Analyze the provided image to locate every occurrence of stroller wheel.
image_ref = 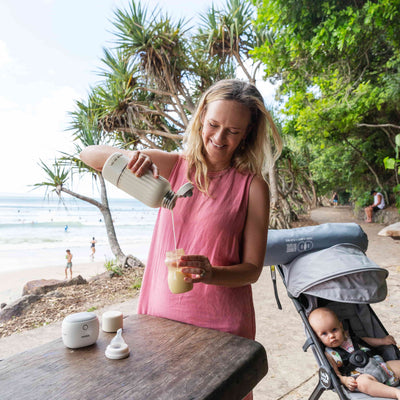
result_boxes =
[319,366,332,389]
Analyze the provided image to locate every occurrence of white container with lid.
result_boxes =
[102,152,193,209]
[102,310,123,333]
[62,312,99,349]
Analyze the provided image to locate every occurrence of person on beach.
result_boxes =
[331,191,339,207]
[309,307,400,399]
[65,249,73,280]
[80,80,282,399]
[365,189,385,223]
[90,237,97,258]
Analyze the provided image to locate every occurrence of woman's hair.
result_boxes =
[183,79,282,193]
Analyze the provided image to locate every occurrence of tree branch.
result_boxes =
[357,123,400,130]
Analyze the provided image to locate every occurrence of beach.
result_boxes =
[1,206,400,399]
[0,194,156,305]
[0,260,106,306]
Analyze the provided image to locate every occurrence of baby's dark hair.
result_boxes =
[66,249,70,252]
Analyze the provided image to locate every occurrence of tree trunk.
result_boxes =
[60,174,144,268]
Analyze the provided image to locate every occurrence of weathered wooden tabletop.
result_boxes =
[0,314,268,400]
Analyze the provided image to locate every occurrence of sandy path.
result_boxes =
[1,206,400,400]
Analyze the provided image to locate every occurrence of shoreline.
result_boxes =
[0,260,106,305]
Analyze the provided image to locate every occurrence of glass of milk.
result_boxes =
[166,249,193,294]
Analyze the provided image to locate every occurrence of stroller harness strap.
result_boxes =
[333,336,374,376]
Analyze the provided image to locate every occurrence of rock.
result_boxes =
[0,294,42,322]
[1,303,6,309]
[378,222,400,239]
[355,206,400,224]
[22,275,88,296]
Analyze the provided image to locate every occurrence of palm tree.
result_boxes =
[197,0,285,225]
[34,100,144,269]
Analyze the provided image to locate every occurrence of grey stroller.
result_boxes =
[265,223,400,400]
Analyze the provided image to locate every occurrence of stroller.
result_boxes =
[265,223,400,400]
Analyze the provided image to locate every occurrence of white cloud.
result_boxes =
[0,40,11,68]
[0,86,80,194]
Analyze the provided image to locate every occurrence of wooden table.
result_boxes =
[0,314,268,400]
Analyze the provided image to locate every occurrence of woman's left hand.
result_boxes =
[179,255,213,283]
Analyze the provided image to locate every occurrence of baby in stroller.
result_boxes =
[309,307,400,399]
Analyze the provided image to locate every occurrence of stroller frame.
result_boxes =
[266,223,400,400]
[276,264,400,400]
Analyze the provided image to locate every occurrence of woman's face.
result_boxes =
[201,100,251,171]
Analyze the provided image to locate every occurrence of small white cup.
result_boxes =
[102,310,123,333]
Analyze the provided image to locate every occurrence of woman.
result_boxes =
[80,79,282,340]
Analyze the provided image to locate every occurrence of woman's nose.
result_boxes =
[213,128,226,142]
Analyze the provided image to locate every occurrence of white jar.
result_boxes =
[102,152,193,209]
[62,312,99,349]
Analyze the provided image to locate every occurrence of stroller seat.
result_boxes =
[264,223,400,400]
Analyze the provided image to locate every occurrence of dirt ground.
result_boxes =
[310,206,400,268]
[1,205,399,400]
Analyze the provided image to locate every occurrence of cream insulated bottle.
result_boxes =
[102,153,193,209]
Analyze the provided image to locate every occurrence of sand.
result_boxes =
[1,206,399,400]
[0,261,106,305]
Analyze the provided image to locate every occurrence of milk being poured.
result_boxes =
[102,152,194,294]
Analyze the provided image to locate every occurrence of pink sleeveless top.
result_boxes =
[137,156,256,339]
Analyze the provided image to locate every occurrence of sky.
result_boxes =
[0,0,276,199]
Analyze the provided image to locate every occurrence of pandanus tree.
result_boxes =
[34,99,144,268]
[36,0,292,270]
[97,0,286,227]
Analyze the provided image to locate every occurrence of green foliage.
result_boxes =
[87,306,98,312]
[253,0,400,206]
[393,184,400,212]
[131,277,142,290]
[104,258,123,276]
[383,134,400,174]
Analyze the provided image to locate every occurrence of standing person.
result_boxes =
[309,307,400,399]
[90,237,97,258]
[331,191,339,207]
[65,249,73,280]
[365,190,385,223]
[80,80,282,398]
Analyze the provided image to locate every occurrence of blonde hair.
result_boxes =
[183,79,282,194]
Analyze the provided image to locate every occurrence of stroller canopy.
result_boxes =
[282,243,388,304]
[264,222,368,266]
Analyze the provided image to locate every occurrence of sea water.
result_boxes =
[0,194,158,273]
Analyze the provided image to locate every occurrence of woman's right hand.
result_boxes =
[127,151,159,178]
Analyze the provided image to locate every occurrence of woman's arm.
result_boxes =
[79,145,179,179]
[180,175,269,287]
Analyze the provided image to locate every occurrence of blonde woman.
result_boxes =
[80,79,282,341]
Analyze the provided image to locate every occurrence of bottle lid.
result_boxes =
[162,182,194,210]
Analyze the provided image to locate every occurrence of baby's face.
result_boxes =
[311,314,345,348]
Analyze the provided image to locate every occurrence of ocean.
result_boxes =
[0,194,158,274]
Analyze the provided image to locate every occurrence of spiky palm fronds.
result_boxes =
[33,159,70,195]
[112,1,189,89]
[197,0,255,60]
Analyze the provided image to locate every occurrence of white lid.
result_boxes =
[105,342,130,360]
[102,310,123,318]
[63,312,98,324]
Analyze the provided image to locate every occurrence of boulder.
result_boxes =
[22,275,87,296]
[378,222,400,239]
[0,294,42,322]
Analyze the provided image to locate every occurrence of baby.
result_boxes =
[309,307,400,399]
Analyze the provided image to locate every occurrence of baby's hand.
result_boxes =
[342,376,357,391]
